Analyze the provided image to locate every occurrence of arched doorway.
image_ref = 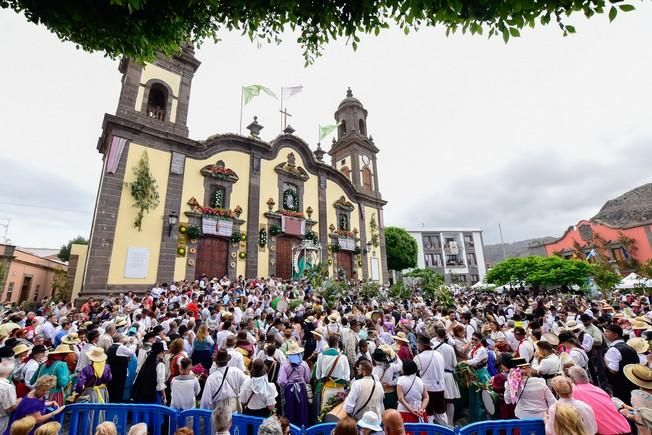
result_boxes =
[275,236,300,280]
[337,251,354,278]
[196,237,229,280]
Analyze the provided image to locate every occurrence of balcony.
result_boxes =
[146,106,166,121]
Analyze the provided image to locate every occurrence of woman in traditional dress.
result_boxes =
[465,332,491,422]
[503,357,556,419]
[239,359,277,418]
[396,360,428,423]
[191,324,213,372]
[131,342,166,404]
[277,341,311,427]
[75,347,111,404]
[371,346,402,410]
[29,345,73,406]
[3,376,65,435]
[490,353,516,420]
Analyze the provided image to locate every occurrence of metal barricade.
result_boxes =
[457,418,545,435]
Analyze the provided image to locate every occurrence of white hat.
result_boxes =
[357,411,382,432]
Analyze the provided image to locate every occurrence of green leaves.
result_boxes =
[385,227,418,271]
[126,151,160,231]
[0,0,640,65]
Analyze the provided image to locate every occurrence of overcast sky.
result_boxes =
[1,6,651,249]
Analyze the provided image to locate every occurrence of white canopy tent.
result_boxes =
[616,272,652,289]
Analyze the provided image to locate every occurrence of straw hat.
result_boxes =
[49,344,75,355]
[328,313,340,322]
[12,344,30,356]
[86,347,107,362]
[631,320,649,330]
[114,316,128,328]
[378,344,397,361]
[564,321,583,332]
[61,333,80,345]
[286,340,305,355]
[559,352,573,366]
[627,337,650,354]
[542,332,560,346]
[624,364,652,389]
[393,332,409,343]
[311,330,323,340]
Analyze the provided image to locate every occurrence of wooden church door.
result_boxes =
[337,251,354,278]
[275,238,294,280]
[196,237,228,279]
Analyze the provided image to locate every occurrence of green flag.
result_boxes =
[242,84,277,105]
[319,122,341,141]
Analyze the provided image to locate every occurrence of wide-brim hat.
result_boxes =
[310,330,323,340]
[564,321,583,332]
[225,335,237,347]
[357,411,382,432]
[393,332,409,343]
[627,337,650,354]
[49,344,75,355]
[379,344,396,361]
[328,313,340,322]
[304,316,315,325]
[631,320,649,330]
[286,340,304,355]
[215,349,231,365]
[542,332,560,346]
[86,347,107,362]
[61,333,80,345]
[624,364,652,389]
[510,357,529,368]
[236,331,249,343]
[12,344,30,356]
[114,316,128,328]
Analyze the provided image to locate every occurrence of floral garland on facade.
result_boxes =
[334,229,355,238]
[277,209,304,219]
[201,207,236,219]
[259,228,268,247]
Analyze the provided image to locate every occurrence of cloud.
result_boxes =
[390,137,652,244]
[0,158,96,247]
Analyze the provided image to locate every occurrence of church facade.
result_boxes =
[77,46,389,298]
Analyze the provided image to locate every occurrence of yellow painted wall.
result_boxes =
[134,63,181,122]
[177,151,252,280]
[70,244,88,302]
[107,144,171,284]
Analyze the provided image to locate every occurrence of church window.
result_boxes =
[339,120,346,137]
[338,213,349,231]
[341,166,351,180]
[147,83,168,121]
[358,119,366,135]
[282,183,299,211]
[362,167,372,190]
[210,186,226,209]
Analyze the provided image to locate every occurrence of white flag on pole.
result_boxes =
[281,86,303,100]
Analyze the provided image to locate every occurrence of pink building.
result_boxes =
[0,244,67,304]
[542,219,652,262]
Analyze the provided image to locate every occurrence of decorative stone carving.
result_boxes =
[274,153,309,181]
[333,195,355,212]
[200,160,239,183]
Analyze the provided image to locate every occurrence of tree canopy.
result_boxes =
[385,226,418,272]
[404,268,453,307]
[1,0,637,65]
[57,235,88,262]
[486,255,622,290]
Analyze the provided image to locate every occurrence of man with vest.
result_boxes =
[604,324,639,405]
[580,313,610,391]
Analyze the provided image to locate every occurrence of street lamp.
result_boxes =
[167,211,178,237]
[366,241,372,254]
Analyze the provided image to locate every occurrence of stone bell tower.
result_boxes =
[329,88,380,195]
[115,44,201,137]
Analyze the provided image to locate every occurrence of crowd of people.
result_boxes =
[0,274,650,435]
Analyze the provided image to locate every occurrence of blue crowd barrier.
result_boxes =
[457,418,545,435]
[55,403,544,435]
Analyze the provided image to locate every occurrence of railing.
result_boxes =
[146,106,166,121]
[55,403,544,435]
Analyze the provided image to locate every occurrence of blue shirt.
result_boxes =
[53,329,67,346]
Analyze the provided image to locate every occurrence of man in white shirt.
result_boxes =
[201,350,248,411]
[314,334,350,411]
[513,327,535,363]
[344,360,384,420]
[41,315,57,346]
[414,334,447,426]
[433,328,460,426]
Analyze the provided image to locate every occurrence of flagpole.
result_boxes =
[239,87,244,135]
